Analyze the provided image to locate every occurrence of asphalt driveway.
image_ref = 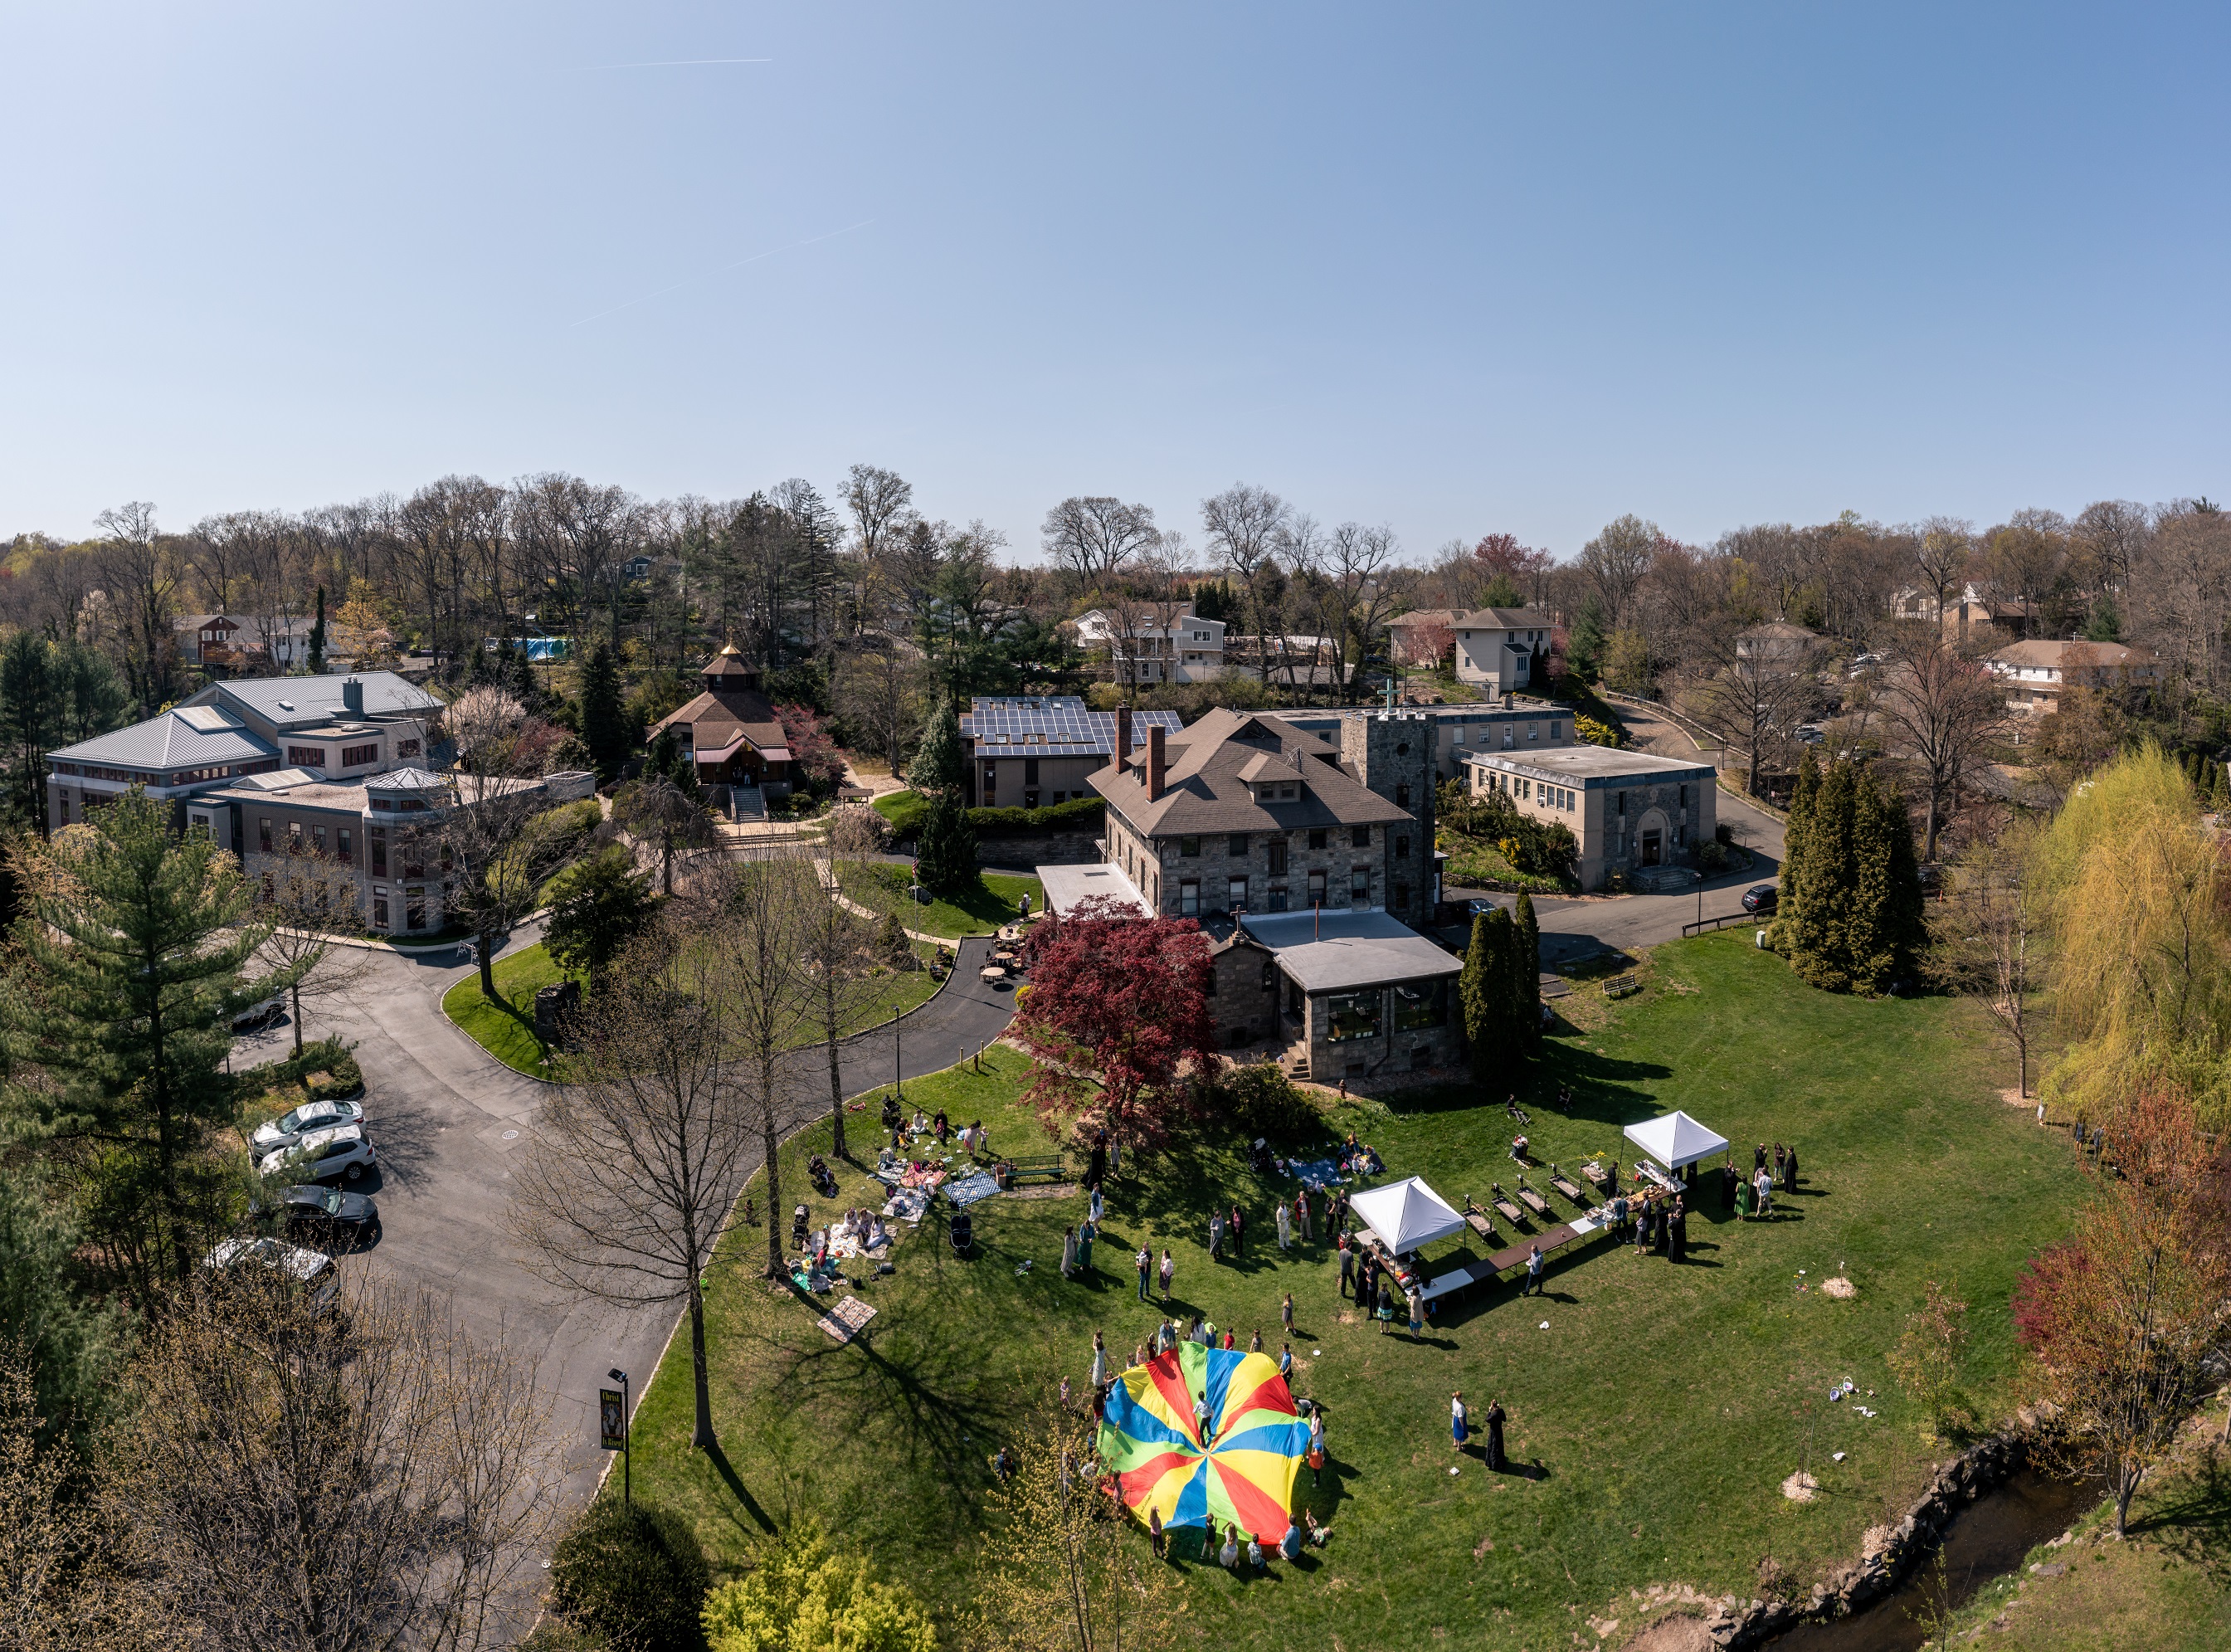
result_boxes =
[236,926,1019,1520]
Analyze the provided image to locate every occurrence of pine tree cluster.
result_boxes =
[1774,748,1927,994]
[1459,893,1542,1081]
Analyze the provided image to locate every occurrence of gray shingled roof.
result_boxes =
[51,710,276,771]
[190,672,441,727]
[1453,607,1551,630]
[1240,909,1462,992]
[1091,706,1412,836]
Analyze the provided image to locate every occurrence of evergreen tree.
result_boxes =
[645,727,701,802]
[1772,747,1823,951]
[509,641,541,709]
[1460,909,1515,1082]
[306,585,328,675]
[1845,768,1927,993]
[1786,760,1858,992]
[1567,592,1608,681]
[4,790,292,1284]
[578,641,630,782]
[1513,890,1542,1051]
[914,791,978,896]
[906,702,967,797]
[544,847,656,996]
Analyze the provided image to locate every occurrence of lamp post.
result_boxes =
[608,1367,631,1503]
[893,1009,904,1104]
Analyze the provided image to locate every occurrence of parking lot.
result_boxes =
[239,924,1019,1513]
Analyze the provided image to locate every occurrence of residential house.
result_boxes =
[1273,700,1573,784]
[959,697,1183,809]
[1987,640,2166,713]
[1450,608,1555,694]
[1733,621,1819,664]
[645,645,793,793]
[1463,745,1717,892]
[1892,582,2029,636]
[173,613,246,666]
[1070,610,1227,685]
[1387,609,1461,667]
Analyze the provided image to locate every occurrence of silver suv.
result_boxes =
[258,1123,378,1184]
[202,1235,341,1311]
[249,1098,367,1156]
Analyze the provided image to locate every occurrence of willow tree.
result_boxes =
[2031,745,2231,1127]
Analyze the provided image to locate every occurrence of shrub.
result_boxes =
[1573,713,1623,748]
[701,1520,937,1652]
[1215,1063,1323,1140]
[548,1498,712,1652]
[306,1050,363,1099]
[873,790,1103,841]
[1695,840,1729,875]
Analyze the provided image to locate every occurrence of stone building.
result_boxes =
[1463,745,1717,891]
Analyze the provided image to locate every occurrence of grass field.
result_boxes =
[441,938,944,1075]
[840,865,1044,939]
[617,932,2098,1647]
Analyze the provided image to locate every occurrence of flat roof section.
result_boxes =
[1239,908,1462,993]
[1035,862,1152,919]
[1464,746,1716,788]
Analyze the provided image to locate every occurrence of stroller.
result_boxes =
[807,1154,839,1200]
[949,1209,973,1255]
[791,1205,811,1250]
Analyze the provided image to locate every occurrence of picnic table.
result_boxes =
[1580,1160,1612,1190]
[997,1154,1068,1186]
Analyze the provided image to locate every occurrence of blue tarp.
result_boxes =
[946,1172,1001,1207]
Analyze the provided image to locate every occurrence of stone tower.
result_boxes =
[1338,709,1437,927]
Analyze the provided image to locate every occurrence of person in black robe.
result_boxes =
[1668,1199,1687,1263]
[1086,1137,1108,1189]
[1784,1143,1799,1192]
[1721,1157,1737,1211]
[1484,1401,1508,1471]
[1755,1142,1767,1172]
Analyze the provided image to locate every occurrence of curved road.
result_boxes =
[236,924,1019,1517]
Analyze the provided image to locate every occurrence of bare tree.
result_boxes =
[1577,514,1658,634]
[1676,633,1821,798]
[509,916,757,1452]
[1979,510,2068,640]
[831,633,925,773]
[1927,822,2047,1096]
[1872,624,2009,861]
[843,464,918,629]
[1912,517,1972,627]
[92,501,184,713]
[1201,484,1289,688]
[253,834,373,1056]
[2133,503,2231,694]
[614,769,720,895]
[1041,497,1160,588]
[801,844,889,1163]
[104,1269,563,1652]
[1319,521,1400,701]
[2070,499,2150,605]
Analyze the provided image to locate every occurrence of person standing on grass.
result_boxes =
[1755,1167,1774,1221]
[1407,1284,1424,1339]
[1298,1187,1313,1241]
[1136,1245,1152,1301]
[1089,1330,1108,1390]
[1278,1341,1294,1377]
[1061,1226,1078,1279]
[1277,1199,1292,1250]
[1282,1291,1295,1335]
[1523,1244,1544,1298]
[1668,1200,1687,1264]
[1785,1143,1799,1192]
[1485,1399,1507,1471]
[1375,1279,1395,1332]
[1076,1219,1094,1272]
[1208,1209,1225,1262]
[1222,1327,1236,1352]
[1229,1203,1245,1258]
[1148,1504,1167,1562]
[1722,1154,1737,1212]
[1338,1235,1355,1298]
[1249,1328,1263,1352]
[1089,1182,1104,1225]
[1451,1391,1469,1452]
[1220,1526,1240,1570]
[1160,1249,1174,1304]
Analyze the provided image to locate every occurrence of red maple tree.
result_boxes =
[1013,899,1218,1153]
[776,703,846,792]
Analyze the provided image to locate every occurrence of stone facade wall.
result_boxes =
[1306,983,1463,1082]
[1337,709,1438,927]
[1206,938,1282,1049]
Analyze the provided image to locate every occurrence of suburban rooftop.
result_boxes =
[1463,745,1717,785]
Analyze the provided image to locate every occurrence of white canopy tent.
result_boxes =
[1347,1176,1466,1255]
[1623,1110,1730,1172]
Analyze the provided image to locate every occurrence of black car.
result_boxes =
[1740,884,1779,914]
[281,1183,379,1244]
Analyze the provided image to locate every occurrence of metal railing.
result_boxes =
[1680,910,1761,938]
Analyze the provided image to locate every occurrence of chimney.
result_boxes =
[1146,724,1166,801]
[1114,702,1133,772]
[343,677,364,716]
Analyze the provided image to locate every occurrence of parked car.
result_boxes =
[1740,884,1779,914]
[249,1098,368,1156]
[231,994,286,1033]
[279,1184,380,1245]
[202,1235,341,1310]
[1465,896,1502,917]
[1794,724,1826,746]
[258,1123,377,1184]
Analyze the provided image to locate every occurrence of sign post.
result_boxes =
[600,1368,631,1503]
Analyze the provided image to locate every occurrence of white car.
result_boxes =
[232,994,287,1033]
[249,1098,368,1156]
[258,1123,378,1184]
[202,1235,341,1310]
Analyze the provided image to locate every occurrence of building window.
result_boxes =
[1024,790,1040,810]
[1324,991,1381,1042]
[1180,880,1200,916]
[1352,868,1370,903]
[1181,836,1200,857]
[1024,758,1040,785]
[1617,790,1626,817]
[188,812,208,836]
[1394,978,1449,1031]
[397,739,420,758]
[1527,724,1539,742]
[1268,885,1288,912]
[1227,834,1248,856]
[1678,783,1689,809]
[370,829,387,877]
[341,743,378,767]
[287,746,327,768]
[1396,836,1410,859]
[1396,783,1410,808]
[406,889,426,930]
[338,827,353,864]
[982,762,997,801]
[1267,841,1288,875]
[313,825,328,856]
[1308,828,1327,850]
[1352,826,1371,848]
[259,817,273,853]
[1227,875,1248,911]
[1308,868,1327,904]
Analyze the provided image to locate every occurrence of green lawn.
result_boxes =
[840,865,1044,938]
[616,934,2091,1647]
[442,939,944,1075]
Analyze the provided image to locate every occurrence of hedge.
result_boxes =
[873,790,1104,841]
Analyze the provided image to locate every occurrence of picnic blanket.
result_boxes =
[946,1172,1001,1207]
[898,1165,947,1190]
[1288,1158,1344,1190]
[882,1189,929,1226]
[817,1294,878,1345]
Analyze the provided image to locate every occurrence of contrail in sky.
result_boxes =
[574,57,772,68]
[568,221,875,328]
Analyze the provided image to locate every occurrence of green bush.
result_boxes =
[874,789,1104,841]
[306,1050,363,1099]
[548,1498,712,1652]
[701,1520,937,1652]
[1215,1063,1323,1141]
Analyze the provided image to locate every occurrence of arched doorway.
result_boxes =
[1636,807,1670,867]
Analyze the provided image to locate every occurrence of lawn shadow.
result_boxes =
[702,1440,780,1537]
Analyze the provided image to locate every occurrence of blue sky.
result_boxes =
[3,2,2226,559]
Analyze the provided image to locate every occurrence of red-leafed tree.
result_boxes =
[776,703,846,794]
[1012,899,1217,1153]
[2011,1084,2231,1535]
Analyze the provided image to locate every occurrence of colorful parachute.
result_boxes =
[1095,1343,1308,1539]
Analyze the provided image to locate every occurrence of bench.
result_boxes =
[1602,974,1640,999]
[999,1155,1069,1186]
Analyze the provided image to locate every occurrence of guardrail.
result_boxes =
[1680,911,1761,938]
